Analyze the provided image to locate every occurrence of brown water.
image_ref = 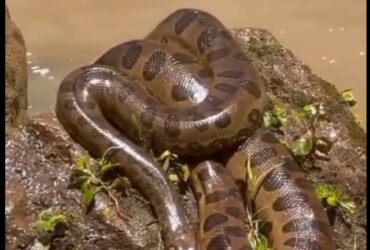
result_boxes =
[7,0,366,129]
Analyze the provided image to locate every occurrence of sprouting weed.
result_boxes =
[340,89,356,107]
[35,208,70,233]
[157,150,190,183]
[263,105,287,128]
[74,154,90,170]
[245,200,274,250]
[246,154,281,200]
[315,183,356,215]
[70,148,130,222]
[157,150,175,172]
[249,231,273,250]
[287,136,314,156]
[299,103,326,119]
[245,155,277,250]
[353,113,362,124]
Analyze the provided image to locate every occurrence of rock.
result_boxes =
[6,113,167,250]
[5,4,28,132]
[6,28,366,250]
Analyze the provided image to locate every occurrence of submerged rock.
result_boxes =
[6,28,366,250]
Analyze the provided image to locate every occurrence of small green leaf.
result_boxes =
[314,184,356,214]
[35,209,70,232]
[74,154,90,170]
[245,156,253,184]
[162,157,171,172]
[180,164,190,182]
[326,196,339,206]
[256,235,270,250]
[339,196,357,214]
[157,150,172,161]
[249,232,272,250]
[303,104,317,117]
[109,177,131,196]
[353,113,361,124]
[98,158,114,175]
[157,150,180,172]
[169,173,180,183]
[273,105,287,124]
[111,177,131,189]
[298,103,326,119]
[315,184,340,204]
[340,89,356,106]
[317,103,326,116]
[288,137,313,156]
[263,105,287,128]
[315,138,329,148]
[263,111,278,128]
[69,175,90,189]
[81,181,98,207]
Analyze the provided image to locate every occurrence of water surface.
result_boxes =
[7,0,366,129]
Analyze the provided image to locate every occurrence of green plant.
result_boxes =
[35,208,70,232]
[70,148,130,222]
[249,228,273,250]
[244,155,276,250]
[245,202,274,250]
[33,209,77,250]
[315,183,356,215]
[353,113,362,125]
[285,102,333,156]
[156,150,190,183]
[299,103,326,119]
[263,105,287,128]
[340,88,356,106]
[245,155,281,200]
[287,137,314,156]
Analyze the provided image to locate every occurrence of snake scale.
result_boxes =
[56,8,335,250]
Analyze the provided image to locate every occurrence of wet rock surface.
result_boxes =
[5,4,28,131]
[6,114,178,250]
[6,28,366,250]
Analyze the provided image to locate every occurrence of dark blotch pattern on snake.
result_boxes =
[226,129,335,249]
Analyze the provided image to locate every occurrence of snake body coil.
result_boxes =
[56,8,334,250]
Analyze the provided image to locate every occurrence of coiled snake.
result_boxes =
[56,8,334,250]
